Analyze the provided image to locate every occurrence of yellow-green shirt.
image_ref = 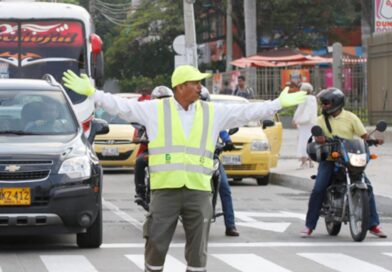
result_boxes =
[317,109,366,139]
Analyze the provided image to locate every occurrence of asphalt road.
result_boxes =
[0,171,392,272]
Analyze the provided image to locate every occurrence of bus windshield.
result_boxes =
[0,20,86,102]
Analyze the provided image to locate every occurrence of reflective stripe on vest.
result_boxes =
[148,98,214,191]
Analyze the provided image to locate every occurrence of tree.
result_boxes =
[258,0,362,49]
[104,0,184,92]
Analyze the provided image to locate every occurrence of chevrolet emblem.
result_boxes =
[5,164,21,172]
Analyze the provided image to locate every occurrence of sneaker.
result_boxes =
[369,225,387,238]
[134,194,144,203]
[225,227,240,237]
[300,227,313,238]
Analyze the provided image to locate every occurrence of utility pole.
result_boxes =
[183,0,198,67]
[244,0,257,57]
[332,42,343,90]
[225,0,233,71]
[244,0,257,95]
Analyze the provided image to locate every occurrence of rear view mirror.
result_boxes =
[228,128,239,135]
[311,125,324,137]
[88,118,109,144]
[262,120,275,129]
[376,120,387,132]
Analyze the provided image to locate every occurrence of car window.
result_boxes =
[95,107,129,125]
[0,89,77,134]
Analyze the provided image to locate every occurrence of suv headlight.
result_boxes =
[59,156,91,179]
[250,140,270,151]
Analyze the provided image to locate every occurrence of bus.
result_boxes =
[0,1,104,134]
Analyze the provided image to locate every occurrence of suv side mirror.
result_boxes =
[88,118,109,143]
[262,119,275,129]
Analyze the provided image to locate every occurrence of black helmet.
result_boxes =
[317,87,345,115]
[307,142,330,162]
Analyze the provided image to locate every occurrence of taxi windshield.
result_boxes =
[96,108,129,125]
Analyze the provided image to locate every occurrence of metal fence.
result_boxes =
[206,61,367,122]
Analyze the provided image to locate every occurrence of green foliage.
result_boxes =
[104,0,184,91]
[258,0,361,49]
[93,0,364,84]
[119,74,170,93]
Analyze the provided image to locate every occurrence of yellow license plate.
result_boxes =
[0,188,31,206]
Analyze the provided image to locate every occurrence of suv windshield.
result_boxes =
[0,20,87,104]
[0,89,77,135]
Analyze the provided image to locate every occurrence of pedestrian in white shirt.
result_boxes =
[292,82,318,168]
[62,65,306,272]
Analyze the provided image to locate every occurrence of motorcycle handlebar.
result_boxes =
[366,139,379,147]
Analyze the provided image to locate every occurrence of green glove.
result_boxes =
[278,86,307,108]
[62,70,95,96]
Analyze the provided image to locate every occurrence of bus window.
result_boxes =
[0,20,87,103]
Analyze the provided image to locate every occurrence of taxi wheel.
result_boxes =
[256,174,270,186]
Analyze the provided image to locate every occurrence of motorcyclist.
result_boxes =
[301,87,387,238]
[133,86,173,210]
[200,87,239,236]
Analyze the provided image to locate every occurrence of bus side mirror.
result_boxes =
[90,34,104,88]
[90,34,103,55]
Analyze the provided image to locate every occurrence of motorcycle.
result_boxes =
[308,120,387,241]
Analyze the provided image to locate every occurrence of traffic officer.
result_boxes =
[62,65,306,272]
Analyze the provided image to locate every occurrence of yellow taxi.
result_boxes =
[93,93,140,170]
[211,94,282,185]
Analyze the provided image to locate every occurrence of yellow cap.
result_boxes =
[171,65,211,88]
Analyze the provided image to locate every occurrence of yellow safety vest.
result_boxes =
[148,98,215,191]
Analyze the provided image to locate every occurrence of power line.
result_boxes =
[94,0,138,27]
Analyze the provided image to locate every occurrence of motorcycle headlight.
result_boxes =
[347,153,367,167]
[59,156,91,179]
[250,140,270,151]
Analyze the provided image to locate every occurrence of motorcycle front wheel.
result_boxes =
[349,189,370,242]
[325,220,342,236]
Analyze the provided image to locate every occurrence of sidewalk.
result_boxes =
[270,127,392,200]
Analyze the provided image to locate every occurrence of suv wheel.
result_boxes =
[256,174,270,186]
[77,205,103,248]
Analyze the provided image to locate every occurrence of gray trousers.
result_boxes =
[144,187,212,272]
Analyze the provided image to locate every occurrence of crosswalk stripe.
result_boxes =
[102,241,392,248]
[298,253,391,272]
[125,254,186,272]
[40,255,98,272]
[102,198,143,231]
[383,253,392,257]
[212,254,292,272]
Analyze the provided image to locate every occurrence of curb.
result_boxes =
[270,172,313,192]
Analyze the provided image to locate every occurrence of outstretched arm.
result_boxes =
[215,87,307,130]
[62,70,154,126]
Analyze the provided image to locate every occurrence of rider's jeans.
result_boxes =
[305,160,380,230]
[134,151,148,196]
[218,164,236,229]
